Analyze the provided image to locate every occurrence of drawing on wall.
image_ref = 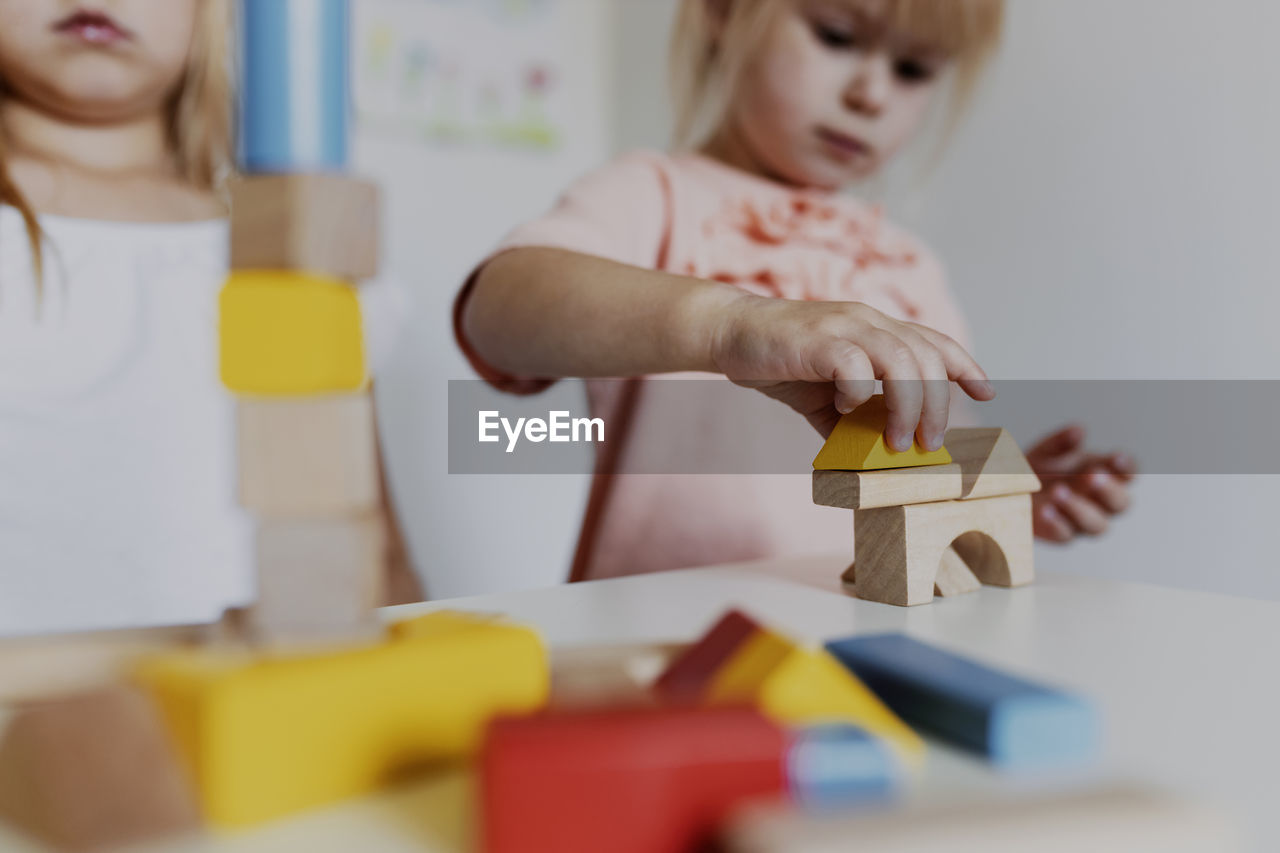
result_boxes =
[356,0,566,152]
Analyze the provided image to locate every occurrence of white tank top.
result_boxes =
[0,206,403,637]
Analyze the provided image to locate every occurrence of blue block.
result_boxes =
[785,724,897,812]
[824,634,1098,769]
[238,0,350,172]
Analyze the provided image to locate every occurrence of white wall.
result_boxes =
[611,0,1280,600]
[353,0,613,599]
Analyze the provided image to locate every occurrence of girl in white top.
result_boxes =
[0,0,415,636]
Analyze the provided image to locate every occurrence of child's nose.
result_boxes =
[843,53,893,117]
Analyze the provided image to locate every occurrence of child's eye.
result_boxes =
[812,22,859,50]
[894,58,937,83]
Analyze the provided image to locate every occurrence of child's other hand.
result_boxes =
[710,295,995,451]
[1026,424,1137,543]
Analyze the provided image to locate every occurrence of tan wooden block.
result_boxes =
[944,427,1042,500]
[0,685,201,851]
[229,174,380,280]
[813,464,963,510]
[248,515,387,646]
[724,787,1241,852]
[237,395,380,518]
[851,493,1034,606]
[549,643,685,709]
[933,545,983,597]
[0,626,209,704]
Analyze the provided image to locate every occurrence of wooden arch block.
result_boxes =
[848,494,1035,606]
[813,396,953,471]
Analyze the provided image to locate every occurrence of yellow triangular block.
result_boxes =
[813,395,952,471]
[705,630,925,767]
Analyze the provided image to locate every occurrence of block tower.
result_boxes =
[812,396,1042,606]
[223,0,387,643]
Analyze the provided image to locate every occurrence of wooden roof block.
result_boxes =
[944,428,1042,499]
[813,396,953,471]
[813,464,963,509]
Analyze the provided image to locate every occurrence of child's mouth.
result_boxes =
[53,9,133,46]
[816,127,874,162]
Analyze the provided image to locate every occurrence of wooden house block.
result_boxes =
[220,271,366,395]
[236,394,380,518]
[724,787,1242,853]
[0,685,200,851]
[654,613,923,767]
[132,612,548,828]
[825,633,1097,768]
[248,515,387,645]
[230,174,380,280]
[813,463,963,509]
[933,546,983,597]
[848,493,1034,606]
[813,395,952,471]
[944,427,1042,500]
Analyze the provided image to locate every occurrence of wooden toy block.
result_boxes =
[847,493,1035,606]
[723,787,1241,852]
[248,514,386,645]
[230,174,379,280]
[0,685,200,851]
[654,609,762,703]
[220,270,366,395]
[482,707,895,853]
[132,611,548,828]
[944,427,1042,499]
[825,633,1097,768]
[549,642,685,709]
[0,626,208,704]
[236,394,380,518]
[813,395,952,471]
[933,546,983,597]
[812,463,962,509]
[654,612,923,766]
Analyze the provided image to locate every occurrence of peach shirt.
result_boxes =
[455,150,973,582]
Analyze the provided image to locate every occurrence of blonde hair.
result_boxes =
[669,0,1005,149]
[0,0,233,297]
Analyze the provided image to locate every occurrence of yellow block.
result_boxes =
[133,611,547,828]
[813,395,952,471]
[706,630,925,767]
[220,270,367,394]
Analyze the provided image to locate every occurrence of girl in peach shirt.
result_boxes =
[457,0,1134,582]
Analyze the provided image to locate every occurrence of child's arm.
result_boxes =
[464,246,995,452]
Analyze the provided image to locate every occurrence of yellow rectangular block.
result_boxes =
[220,271,367,394]
[706,630,925,767]
[133,611,548,828]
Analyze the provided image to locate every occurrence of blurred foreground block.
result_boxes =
[482,706,895,853]
[724,787,1242,852]
[134,611,547,828]
[655,610,924,766]
[0,685,200,851]
[826,634,1097,769]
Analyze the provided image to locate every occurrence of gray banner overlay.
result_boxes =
[448,379,1280,475]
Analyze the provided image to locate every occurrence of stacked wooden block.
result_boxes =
[224,0,387,643]
[812,395,1042,606]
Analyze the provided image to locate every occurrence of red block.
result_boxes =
[653,610,763,703]
[481,706,787,853]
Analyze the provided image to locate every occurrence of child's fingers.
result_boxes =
[908,324,996,402]
[1106,452,1138,481]
[1049,483,1110,536]
[1075,467,1131,515]
[1033,498,1075,542]
[869,331,925,452]
[1029,424,1087,461]
[825,346,877,414]
[893,328,951,452]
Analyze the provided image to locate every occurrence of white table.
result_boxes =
[4,557,1276,852]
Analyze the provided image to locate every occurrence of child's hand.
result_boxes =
[710,294,995,450]
[1026,424,1136,542]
